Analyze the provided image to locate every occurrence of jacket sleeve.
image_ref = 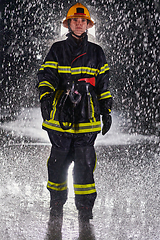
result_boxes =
[37,43,59,101]
[95,46,113,116]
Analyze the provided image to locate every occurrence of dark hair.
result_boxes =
[68,19,89,25]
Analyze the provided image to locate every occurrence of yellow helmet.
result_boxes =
[63,3,94,29]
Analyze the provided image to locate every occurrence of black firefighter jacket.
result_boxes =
[38,33,112,135]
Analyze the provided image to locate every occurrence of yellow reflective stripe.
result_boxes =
[47,180,67,191]
[39,61,58,71]
[58,66,71,73]
[40,64,100,76]
[74,183,95,188]
[57,66,98,75]
[93,153,97,172]
[71,67,81,74]
[90,94,96,123]
[42,120,101,133]
[99,63,109,74]
[71,67,97,75]
[40,92,51,101]
[45,61,58,65]
[98,91,112,100]
[74,189,96,194]
[47,157,49,167]
[74,183,96,195]
[51,90,63,119]
[38,81,55,91]
[43,61,58,69]
[39,67,44,70]
[39,63,108,75]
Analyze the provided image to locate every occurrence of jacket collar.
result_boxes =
[66,32,88,57]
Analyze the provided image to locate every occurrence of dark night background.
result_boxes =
[0,0,159,135]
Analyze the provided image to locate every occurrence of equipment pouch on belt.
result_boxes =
[58,78,96,130]
[58,81,82,130]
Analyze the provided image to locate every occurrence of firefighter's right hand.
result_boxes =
[40,94,53,121]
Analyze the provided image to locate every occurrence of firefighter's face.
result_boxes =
[70,18,88,36]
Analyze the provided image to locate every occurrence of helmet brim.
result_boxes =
[63,16,94,29]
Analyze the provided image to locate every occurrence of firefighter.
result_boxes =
[38,2,112,226]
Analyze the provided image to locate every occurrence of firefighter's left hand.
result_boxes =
[102,114,112,135]
[40,94,53,121]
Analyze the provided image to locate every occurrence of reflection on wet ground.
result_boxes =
[0,135,159,239]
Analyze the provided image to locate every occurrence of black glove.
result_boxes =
[102,114,112,135]
[40,94,53,121]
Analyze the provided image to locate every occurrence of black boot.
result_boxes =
[78,207,95,240]
[47,203,63,240]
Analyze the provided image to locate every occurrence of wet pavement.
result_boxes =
[0,129,159,240]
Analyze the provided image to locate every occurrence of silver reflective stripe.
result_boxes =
[98,91,112,100]
[99,63,109,74]
[43,61,58,69]
[42,120,101,133]
[74,183,96,195]
[38,81,55,91]
[47,181,67,191]
[58,66,71,73]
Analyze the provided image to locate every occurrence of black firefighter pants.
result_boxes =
[47,131,97,211]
